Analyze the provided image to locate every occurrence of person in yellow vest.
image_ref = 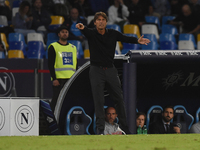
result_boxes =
[48,25,77,112]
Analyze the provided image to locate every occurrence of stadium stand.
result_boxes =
[27,33,46,49]
[141,24,159,40]
[142,41,158,50]
[161,16,175,25]
[178,40,195,50]
[65,106,92,135]
[160,41,177,50]
[179,33,197,49]
[8,50,24,59]
[48,16,65,32]
[12,0,21,8]
[9,41,27,56]
[161,24,178,35]
[47,32,59,41]
[106,24,121,32]
[145,16,161,30]
[0,33,9,50]
[123,24,141,38]
[198,41,200,49]
[12,7,19,17]
[0,51,5,59]
[68,40,84,59]
[27,41,46,59]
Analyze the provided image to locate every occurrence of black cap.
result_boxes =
[57,25,69,34]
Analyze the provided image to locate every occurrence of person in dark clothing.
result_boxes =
[76,12,150,134]
[48,25,77,112]
[148,106,181,134]
[128,0,146,28]
[62,8,87,42]
[0,0,12,22]
[31,0,51,31]
[169,4,200,36]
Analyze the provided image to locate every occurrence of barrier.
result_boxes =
[0,97,39,136]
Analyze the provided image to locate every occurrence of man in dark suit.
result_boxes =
[148,105,181,134]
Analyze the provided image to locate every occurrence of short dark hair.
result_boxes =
[93,12,108,22]
[19,1,31,16]
[163,105,174,114]
[105,107,117,114]
[136,112,146,120]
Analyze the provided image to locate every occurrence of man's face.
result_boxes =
[136,115,145,128]
[70,8,79,21]
[58,29,69,41]
[105,108,117,124]
[94,15,107,30]
[34,0,42,10]
[162,108,174,123]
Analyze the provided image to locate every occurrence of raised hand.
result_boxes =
[138,35,151,45]
[76,23,85,30]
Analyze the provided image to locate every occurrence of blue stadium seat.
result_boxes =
[0,51,5,59]
[68,40,84,59]
[106,24,121,32]
[141,41,158,50]
[161,24,178,35]
[146,105,163,130]
[8,33,27,50]
[159,33,176,43]
[88,0,110,14]
[145,16,161,30]
[179,33,197,49]
[143,34,159,48]
[65,106,92,135]
[162,16,175,25]
[27,41,45,59]
[47,33,59,41]
[48,24,61,32]
[12,0,22,8]
[160,41,177,50]
[121,34,141,53]
[196,107,200,123]
[9,41,27,56]
[172,105,194,133]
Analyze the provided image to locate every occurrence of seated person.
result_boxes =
[189,121,200,133]
[104,107,125,135]
[31,0,51,31]
[107,0,129,31]
[136,112,146,130]
[0,0,12,23]
[148,105,181,134]
[12,1,36,37]
[62,7,88,50]
[169,4,200,36]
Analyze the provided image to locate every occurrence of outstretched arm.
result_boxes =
[138,35,151,45]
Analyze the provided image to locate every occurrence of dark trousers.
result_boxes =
[89,65,128,133]
[50,79,68,112]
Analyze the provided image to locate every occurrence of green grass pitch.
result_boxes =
[0,134,200,150]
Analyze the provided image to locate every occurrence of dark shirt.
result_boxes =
[31,8,52,30]
[48,41,69,80]
[128,4,145,25]
[173,13,200,32]
[81,27,138,67]
[148,119,178,134]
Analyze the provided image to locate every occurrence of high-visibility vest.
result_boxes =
[50,42,77,79]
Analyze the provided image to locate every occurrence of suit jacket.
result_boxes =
[148,119,177,134]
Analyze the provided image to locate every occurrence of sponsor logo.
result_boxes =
[0,107,5,130]
[15,105,34,132]
[74,124,80,131]
[176,123,182,129]
[175,110,184,113]
[0,67,15,97]
[47,116,53,123]
[73,111,82,114]
[153,110,161,113]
